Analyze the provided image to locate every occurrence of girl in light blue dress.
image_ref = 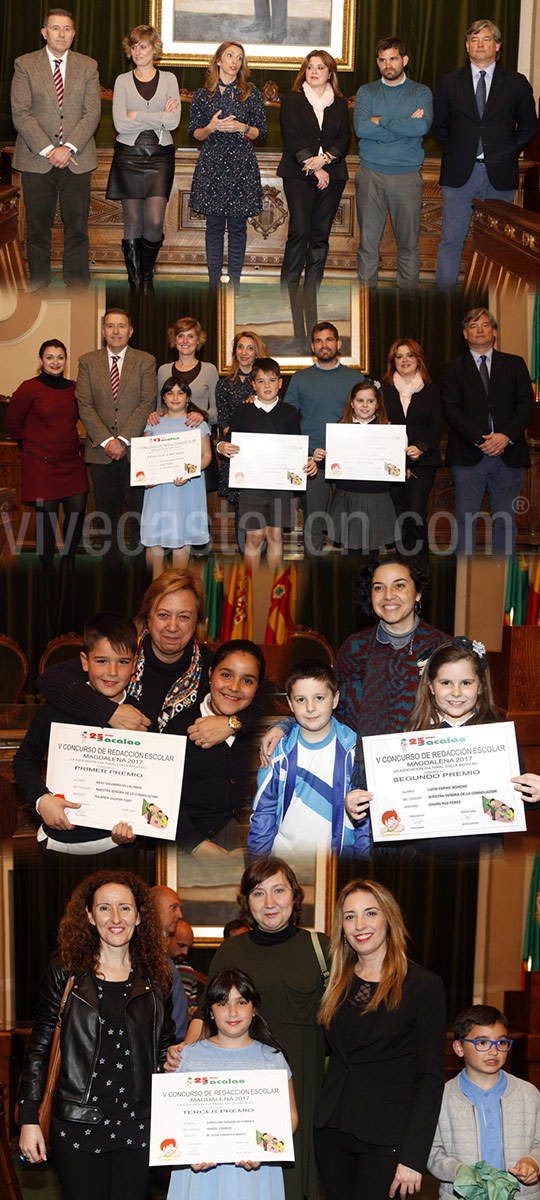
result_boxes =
[167,969,298,1200]
[140,377,211,576]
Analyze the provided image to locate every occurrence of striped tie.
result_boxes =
[53,59,64,144]
[110,356,120,402]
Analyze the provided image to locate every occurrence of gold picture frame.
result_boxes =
[150,0,357,71]
[218,276,369,376]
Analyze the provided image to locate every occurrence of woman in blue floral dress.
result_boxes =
[189,42,266,289]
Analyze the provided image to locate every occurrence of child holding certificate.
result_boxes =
[167,968,298,1200]
[345,637,538,857]
[141,378,212,578]
[217,357,317,567]
[13,613,141,855]
[314,378,396,553]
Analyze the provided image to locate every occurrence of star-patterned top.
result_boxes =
[52,972,148,1154]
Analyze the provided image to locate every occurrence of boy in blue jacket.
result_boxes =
[248,659,369,860]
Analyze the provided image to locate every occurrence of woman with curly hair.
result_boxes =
[314,878,446,1200]
[17,869,175,1199]
[188,42,266,290]
[381,339,442,552]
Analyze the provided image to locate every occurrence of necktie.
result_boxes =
[53,59,64,144]
[110,356,120,402]
[479,355,494,433]
[476,70,486,158]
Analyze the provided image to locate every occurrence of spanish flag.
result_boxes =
[265,564,297,644]
[219,562,253,641]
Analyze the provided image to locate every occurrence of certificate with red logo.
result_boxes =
[149,1069,294,1166]
[362,722,525,841]
[130,428,202,486]
[325,423,407,482]
[46,723,185,840]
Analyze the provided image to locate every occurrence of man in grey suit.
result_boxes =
[76,309,157,564]
[11,8,101,289]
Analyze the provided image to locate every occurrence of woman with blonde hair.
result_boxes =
[278,50,350,350]
[18,869,174,1199]
[314,878,446,1200]
[381,337,442,551]
[106,25,181,289]
[157,317,218,425]
[215,329,269,543]
[189,42,266,290]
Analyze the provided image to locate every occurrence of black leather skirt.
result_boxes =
[106,131,175,200]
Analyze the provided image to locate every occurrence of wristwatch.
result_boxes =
[228,715,242,732]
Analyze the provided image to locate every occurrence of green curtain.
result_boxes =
[0,0,521,147]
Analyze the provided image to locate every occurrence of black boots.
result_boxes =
[121,238,142,289]
[140,235,164,293]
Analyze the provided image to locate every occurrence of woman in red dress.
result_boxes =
[6,340,88,571]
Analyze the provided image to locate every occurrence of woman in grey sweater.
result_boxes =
[106,24,180,289]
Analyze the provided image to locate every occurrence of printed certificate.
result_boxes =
[150,1069,294,1166]
[130,429,202,486]
[46,723,185,840]
[324,423,407,482]
[229,432,309,491]
[363,722,524,842]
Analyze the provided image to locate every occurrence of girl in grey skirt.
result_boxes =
[316,378,397,552]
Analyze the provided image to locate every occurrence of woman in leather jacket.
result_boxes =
[18,869,175,1200]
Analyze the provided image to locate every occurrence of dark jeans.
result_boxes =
[22,168,91,289]
[315,1126,402,1200]
[451,457,524,554]
[205,214,248,287]
[90,458,143,565]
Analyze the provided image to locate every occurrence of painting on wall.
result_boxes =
[151,0,357,69]
[218,276,369,374]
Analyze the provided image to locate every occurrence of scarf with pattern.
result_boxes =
[127,631,202,731]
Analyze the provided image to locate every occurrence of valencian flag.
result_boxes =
[219,562,253,641]
[525,557,540,626]
[203,557,224,641]
[265,564,297,644]
[522,848,540,982]
[504,556,530,626]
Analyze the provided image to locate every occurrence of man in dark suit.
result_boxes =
[432,19,537,290]
[11,8,101,290]
[442,309,534,554]
[76,309,156,564]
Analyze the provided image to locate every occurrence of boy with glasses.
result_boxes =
[428,1004,540,1196]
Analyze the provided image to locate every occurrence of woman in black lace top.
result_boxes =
[314,879,446,1200]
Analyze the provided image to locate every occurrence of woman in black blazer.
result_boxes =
[278,50,350,351]
[382,338,443,552]
[314,878,446,1200]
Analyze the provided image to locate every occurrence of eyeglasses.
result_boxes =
[462,1037,513,1052]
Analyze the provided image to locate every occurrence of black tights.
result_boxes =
[122,197,167,241]
[35,493,87,565]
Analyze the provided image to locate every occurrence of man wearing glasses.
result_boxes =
[428,1004,540,1197]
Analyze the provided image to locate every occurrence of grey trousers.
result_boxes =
[355,164,423,291]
